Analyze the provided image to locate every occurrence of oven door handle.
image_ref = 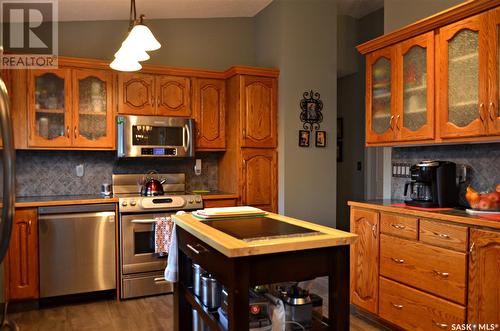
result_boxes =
[130,219,157,224]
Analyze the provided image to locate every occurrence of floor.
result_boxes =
[8,294,390,331]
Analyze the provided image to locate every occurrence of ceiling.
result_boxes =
[337,0,384,19]
[57,0,274,21]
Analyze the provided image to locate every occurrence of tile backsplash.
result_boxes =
[15,150,220,197]
[391,143,500,201]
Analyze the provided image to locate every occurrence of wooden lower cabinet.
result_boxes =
[202,198,238,208]
[5,208,39,301]
[350,208,379,314]
[379,277,466,330]
[468,228,500,325]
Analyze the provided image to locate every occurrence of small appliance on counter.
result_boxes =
[404,160,458,208]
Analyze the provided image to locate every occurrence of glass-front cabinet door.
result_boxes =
[72,69,114,148]
[396,32,434,141]
[28,69,72,147]
[438,13,489,139]
[366,47,396,144]
[488,7,500,136]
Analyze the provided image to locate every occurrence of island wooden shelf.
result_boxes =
[173,213,356,331]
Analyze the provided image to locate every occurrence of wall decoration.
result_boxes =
[299,130,310,147]
[300,90,323,131]
[337,118,343,139]
[315,131,326,147]
[337,139,343,162]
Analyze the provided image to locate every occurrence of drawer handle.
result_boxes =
[391,303,404,310]
[391,258,405,264]
[186,243,208,255]
[433,232,450,239]
[154,277,168,284]
[433,270,449,278]
[391,223,406,230]
[432,320,448,329]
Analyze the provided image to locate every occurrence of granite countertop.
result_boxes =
[348,200,500,230]
[15,195,118,208]
[173,212,357,257]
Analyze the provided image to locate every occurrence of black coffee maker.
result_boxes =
[404,160,458,208]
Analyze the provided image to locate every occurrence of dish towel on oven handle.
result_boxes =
[164,211,186,282]
[154,216,174,257]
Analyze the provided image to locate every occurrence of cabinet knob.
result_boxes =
[433,270,449,278]
[390,302,404,310]
[371,224,377,238]
[391,223,406,230]
[389,115,395,131]
[432,321,448,329]
[391,257,405,264]
[66,126,70,138]
[432,231,450,239]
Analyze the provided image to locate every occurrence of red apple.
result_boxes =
[487,192,500,204]
[496,184,500,193]
[478,198,493,210]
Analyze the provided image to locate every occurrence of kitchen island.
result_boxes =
[172,212,357,331]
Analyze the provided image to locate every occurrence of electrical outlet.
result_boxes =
[76,164,84,177]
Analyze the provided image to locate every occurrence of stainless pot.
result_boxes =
[192,263,204,298]
[201,273,221,309]
[221,286,228,316]
[192,308,209,331]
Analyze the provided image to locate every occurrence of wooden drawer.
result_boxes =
[203,198,238,208]
[380,234,467,304]
[380,213,418,240]
[419,219,468,252]
[379,277,465,331]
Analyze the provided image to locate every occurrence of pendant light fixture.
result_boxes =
[110,0,161,72]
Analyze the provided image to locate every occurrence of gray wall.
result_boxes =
[256,0,338,227]
[337,9,384,231]
[59,18,256,70]
[384,0,466,33]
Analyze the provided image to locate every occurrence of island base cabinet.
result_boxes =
[379,277,466,331]
[468,228,500,325]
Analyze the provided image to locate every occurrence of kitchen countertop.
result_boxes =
[15,195,118,208]
[348,200,500,230]
[172,212,357,257]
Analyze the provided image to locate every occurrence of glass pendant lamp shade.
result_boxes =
[114,43,150,62]
[123,24,161,51]
[110,57,142,72]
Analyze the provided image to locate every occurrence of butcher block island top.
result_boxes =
[172,212,357,257]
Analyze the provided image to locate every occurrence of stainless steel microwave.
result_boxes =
[117,115,194,158]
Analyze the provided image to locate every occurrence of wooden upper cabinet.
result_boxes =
[366,47,397,144]
[438,13,489,139]
[241,149,277,213]
[5,209,39,301]
[240,76,277,148]
[488,7,500,136]
[350,208,379,314]
[468,228,500,325]
[72,69,114,148]
[396,32,435,141]
[28,68,72,147]
[156,76,191,116]
[117,72,155,115]
[193,78,225,150]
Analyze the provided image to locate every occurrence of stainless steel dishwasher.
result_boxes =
[38,204,116,298]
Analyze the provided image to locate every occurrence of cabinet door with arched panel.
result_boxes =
[28,69,72,147]
[396,32,435,142]
[438,13,489,139]
[117,73,155,115]
[156,76,191,117]
[240,76,277,148]
[72,69,114,149]
[366,47,397,144]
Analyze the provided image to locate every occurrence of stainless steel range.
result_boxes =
[113,173,203,299]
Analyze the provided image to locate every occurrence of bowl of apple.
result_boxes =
[465,184,500,212]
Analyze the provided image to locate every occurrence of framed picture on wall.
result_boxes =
[299,130,310,147]
[315,131,326,147]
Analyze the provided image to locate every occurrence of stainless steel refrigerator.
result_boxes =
[0,77,16,330]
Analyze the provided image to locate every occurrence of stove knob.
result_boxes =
[121,201,128,207]
[188,199,194,204]
[130,200,137,206]
[195,196,202,203]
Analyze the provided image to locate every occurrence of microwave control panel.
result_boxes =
[141,148,177,156]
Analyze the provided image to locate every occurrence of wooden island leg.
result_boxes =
[174,249,192,331]
[227,258,250,330]
[328,245,350,331]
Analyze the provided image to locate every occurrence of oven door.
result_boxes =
[120,213,172,274]
[117,115,193,158]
